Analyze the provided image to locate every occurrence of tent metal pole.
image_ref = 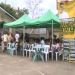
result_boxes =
[52,19,53,61]
[23,26,25,57]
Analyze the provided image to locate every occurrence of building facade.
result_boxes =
[0,6,16,34]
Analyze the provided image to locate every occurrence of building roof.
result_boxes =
[0,6,17,20]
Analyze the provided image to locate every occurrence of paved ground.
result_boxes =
[0,53,75,75]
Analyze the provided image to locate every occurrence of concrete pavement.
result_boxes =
[0,53,75,75]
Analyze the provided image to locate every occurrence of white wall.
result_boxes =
[0,9,14,22]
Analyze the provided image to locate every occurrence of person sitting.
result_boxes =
[29,39,34,50]
[10,39,15,49]
[53,40,60,59]
[23,39,27,49]
[17,38,23,55]
[24,39,30,50]
[40,37,45,46]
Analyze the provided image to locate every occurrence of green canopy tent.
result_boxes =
[4,14,32,28]
[25,10,60,28]
[3,14,32,57]
[23,10,60,60]
[3,10,60,59]
[25,10,60,61]
[4,10,59,28]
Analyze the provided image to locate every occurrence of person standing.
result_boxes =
[7,32,11,43]
[2,31,8,52]
[15,31,20,43]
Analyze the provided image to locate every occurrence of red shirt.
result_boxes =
[55,43,60,50]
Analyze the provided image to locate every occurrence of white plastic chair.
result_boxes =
[30,44,35,53]
[42,45,50,61]
[49,45,54,61]
[23,44,32,58]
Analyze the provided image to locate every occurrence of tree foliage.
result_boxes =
[16,8,29,18]
[25,0,42,19]
[0,2,29,19]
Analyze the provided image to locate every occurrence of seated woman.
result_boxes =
[55,42,60,51]
[53,40,60,59]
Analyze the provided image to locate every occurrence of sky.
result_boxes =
[0,0,58,18]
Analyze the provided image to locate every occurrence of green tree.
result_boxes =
[16,8,29,18]
[0,2,29,19]
[25,0,42,19]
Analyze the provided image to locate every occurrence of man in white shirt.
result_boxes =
[15,32,20,42]
[59,3,69,19]
[2,32,8,51]
[2,33,8,42]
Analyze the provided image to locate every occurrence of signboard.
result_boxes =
[57,0,75,19]
[57,0,75,62]
[60,18,75,38]
[60,22,75,35]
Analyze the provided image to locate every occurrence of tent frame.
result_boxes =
[22,19,54,61]
[52,19,53,61]
[4,10,60,60]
